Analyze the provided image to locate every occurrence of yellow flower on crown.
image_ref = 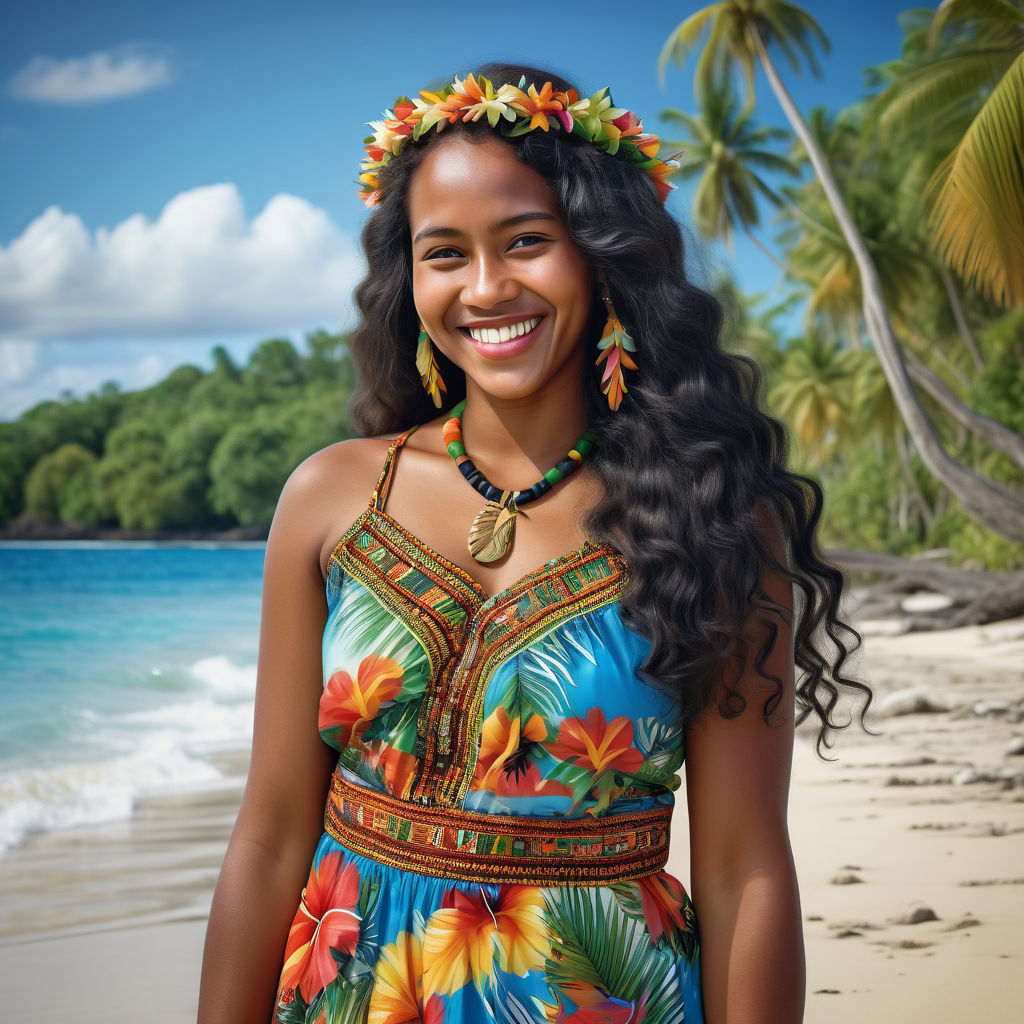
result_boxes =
[355,73,680,208]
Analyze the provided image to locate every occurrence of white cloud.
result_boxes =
[0,339,239,421]
[6,44,176,105]
[0,183,364,342]
[0,339,39,388]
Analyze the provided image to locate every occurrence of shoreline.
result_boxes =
[0,749,250,944]
[1,618,1021,1021]
[0,524,269,543]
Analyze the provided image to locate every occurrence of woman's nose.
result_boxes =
[460,254,520,309]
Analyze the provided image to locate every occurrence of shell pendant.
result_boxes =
[467,490,518,563]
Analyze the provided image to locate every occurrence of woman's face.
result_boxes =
[407,133,593,406]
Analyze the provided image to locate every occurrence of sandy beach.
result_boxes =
[2,616,1022,1023]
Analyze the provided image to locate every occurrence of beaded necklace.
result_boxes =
[441,398,599,563]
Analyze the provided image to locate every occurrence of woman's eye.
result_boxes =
[426,246,462,260]
[509,234,547,250]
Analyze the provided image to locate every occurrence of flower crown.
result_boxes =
[358,73,680,208]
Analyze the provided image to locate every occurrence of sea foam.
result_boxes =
[0,655,256,855]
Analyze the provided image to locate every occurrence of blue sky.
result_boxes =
[0,0,909,420]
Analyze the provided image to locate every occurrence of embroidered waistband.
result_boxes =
[323,769,672,886]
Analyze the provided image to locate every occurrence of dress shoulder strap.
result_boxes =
[369,424,421,512]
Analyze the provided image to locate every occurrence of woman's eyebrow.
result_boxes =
[412,211,557,245]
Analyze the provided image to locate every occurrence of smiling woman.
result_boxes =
[409,135,595,432]
[197,60,871,1024]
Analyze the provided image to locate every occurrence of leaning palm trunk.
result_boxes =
[749,24,1024,541]
[904,353,1024,473]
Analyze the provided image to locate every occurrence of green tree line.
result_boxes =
[2,307,1019,568]
[0,331,355,532]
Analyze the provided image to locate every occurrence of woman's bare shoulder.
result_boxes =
[274,433,403,583]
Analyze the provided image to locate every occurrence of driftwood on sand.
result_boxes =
[827,548,1024,632]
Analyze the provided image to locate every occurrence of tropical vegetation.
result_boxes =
[2,2,1022,570]
[0,332,355,532]
[660,0,1024,567]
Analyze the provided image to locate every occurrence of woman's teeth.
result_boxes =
[467,317,541,344]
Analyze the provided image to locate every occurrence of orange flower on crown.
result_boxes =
[358,172,381,207]
[612,109,644,147]
[646,160,677,205]
[509,81,565,132]
[435,88,477,125]
[635,133,661,159]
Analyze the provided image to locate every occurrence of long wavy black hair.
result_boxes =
[348,60,871,754]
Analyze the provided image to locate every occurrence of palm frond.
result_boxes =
[743,149,799,175]
[927,51,1024,307]
[513,650,577,721]
[878,50,1012,136]
[657,6,725,85]
[509,614,610,720]
[542,887,687,1024]
[659,107,704,135]
[930,0,1024,49]
[763,2,830,77]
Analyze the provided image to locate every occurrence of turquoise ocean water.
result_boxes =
[0,542,265,855]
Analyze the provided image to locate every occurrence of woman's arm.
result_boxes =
[684,509,805,1024]
[197,452,343,1024]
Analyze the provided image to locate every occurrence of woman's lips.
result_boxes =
[460,317,545,359]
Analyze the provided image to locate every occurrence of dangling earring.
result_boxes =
[416,323,447,408]
[594,274,638,412]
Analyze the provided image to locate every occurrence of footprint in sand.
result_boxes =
[959,877,1024,886]
[871,938,935,950]
[828,919,886,938]
[942,916,981,931]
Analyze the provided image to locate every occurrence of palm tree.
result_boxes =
[661,83,797,267]
[866,14,989,371]
[781,180,1024,472]
[660,0,1024,540]
[791,89,986,371]
[767,332,858,466]
[850,351,935,534]
[876,0,1024,309]
[781,181,924,348]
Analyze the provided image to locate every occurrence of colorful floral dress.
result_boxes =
[274,427,703,1023]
